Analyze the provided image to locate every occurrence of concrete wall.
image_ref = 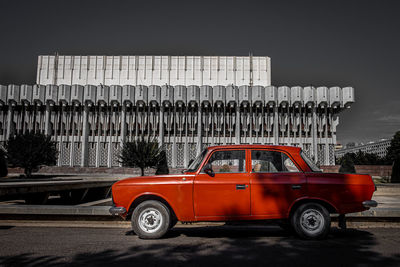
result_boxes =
[321,165,392,177]
[37,55,271,87]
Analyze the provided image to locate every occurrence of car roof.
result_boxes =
[206,144,302,153]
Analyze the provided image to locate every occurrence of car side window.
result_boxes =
[207,150,246,173]
[251,150,299,173]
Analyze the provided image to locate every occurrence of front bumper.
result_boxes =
[109,206,127,216]
[362,200,378,208]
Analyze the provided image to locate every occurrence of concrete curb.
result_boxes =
[346,208,400,218]
[0,205,111,216]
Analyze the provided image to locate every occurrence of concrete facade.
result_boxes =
[36,55,271,87]
[0,55,355,167]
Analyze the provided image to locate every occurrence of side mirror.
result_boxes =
[203,163,215,177]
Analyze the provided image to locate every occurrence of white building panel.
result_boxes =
[278,86,290,106]
[0,85,7,105]
[265,86,277,106]
[149,56,161,86]
[148,85,161,104]
[187,85,200,104]
[303,86,315,107]
[192,56,203,86]
[122,85,135,105]
[291,86,303,107]
[225,56,236,86]
[38,56,55,85]
[86,56,98,85]
[342,87,355,107]
[169,56,180,86]
[252,85,264,104]
[20,84,33,104]
[119,56,129,85]
[32,85,45,104]
[90,56,105,85]
[316,86,329,107]
[55,56,69,85]
[58,84,71,104]
[76,56,89,85]
[329,86,342,107]
[71,85,84,104]
[104,56,121,85]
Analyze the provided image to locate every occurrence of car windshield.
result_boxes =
[186,149,207,172]
[300,150,322,172]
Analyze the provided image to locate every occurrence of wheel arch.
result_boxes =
[127,193,177,222]
[288,197,338,218]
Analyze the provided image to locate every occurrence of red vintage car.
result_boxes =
[110,145,377,239]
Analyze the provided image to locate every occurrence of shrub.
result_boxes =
[386,131,400,163]
[155,150,169,175]
[339,154,356,173]
[0,148,8,177]
[391,155,400,183]
[6,132,58,177]
[336,150,389,166]
[119,137,163,176]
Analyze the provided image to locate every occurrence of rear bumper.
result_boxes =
[109,206,127,216]
[362,200,378,208]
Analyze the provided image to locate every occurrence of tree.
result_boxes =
[119,137,163,176]
[336,150,389,166]
[391,155,400,183]
[6,132,58,177]
[386,131,400,163]
[354,150,386,165]
[155,150,169,175]
[0,148,8,177]
[338,154,356,173]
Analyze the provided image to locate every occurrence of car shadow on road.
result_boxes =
[0,226,399,267]
[168,224,293,238]
[0,225,14,230]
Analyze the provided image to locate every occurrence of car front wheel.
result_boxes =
[131,200,171,239]
[291,203,331,240]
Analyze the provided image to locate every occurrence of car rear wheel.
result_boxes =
[131,200,171,239]
[291,203,330,240]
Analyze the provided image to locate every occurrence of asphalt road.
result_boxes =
[0,225,399,267]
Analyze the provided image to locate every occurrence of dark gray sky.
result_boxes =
[0,0,399,145]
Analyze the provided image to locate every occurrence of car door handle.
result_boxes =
[236,184,247,190]
[292,185,302,190]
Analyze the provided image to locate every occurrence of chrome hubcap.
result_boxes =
[138,208,163,233]
[300,209,324,234]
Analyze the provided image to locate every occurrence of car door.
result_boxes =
[250,149,307,217]
[194,149,251,218]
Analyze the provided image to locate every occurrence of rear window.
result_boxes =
[251,150,299,173]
